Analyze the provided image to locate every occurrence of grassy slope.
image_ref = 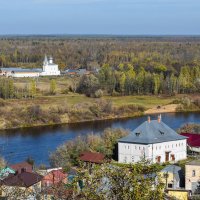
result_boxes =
[6,94,174,109]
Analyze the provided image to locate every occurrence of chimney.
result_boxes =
[158,114,161,123]
[147,116,151,123]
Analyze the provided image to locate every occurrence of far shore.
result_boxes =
[144,104,179,115]
[1,103,199,132]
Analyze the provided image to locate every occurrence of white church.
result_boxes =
[0,55,60,78]
[40,55,60,76]
[118,115,187,164]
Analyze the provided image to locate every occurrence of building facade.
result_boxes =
[0,68,41,78]
[0,55,60,78]
[118,116,187,164]
[185,160,200,193]
[160,165,184,189]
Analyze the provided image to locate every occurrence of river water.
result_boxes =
[0,112,200,166]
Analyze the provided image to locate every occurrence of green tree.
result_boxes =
[29,80,36,98]
[8,79,14,98]
[50,79,57,95]
[77,74,100,97]
[77,161,165,200]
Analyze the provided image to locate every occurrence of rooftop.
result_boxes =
[181,133,200,147]
[79,151,105,164]
[186,160,200,166]
[0,67,42,73]
[118,117,187,144]
[10,161,33,173]
[0,172,43,188]
[161,165,182,181]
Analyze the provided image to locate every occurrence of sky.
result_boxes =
[0,0,199,35]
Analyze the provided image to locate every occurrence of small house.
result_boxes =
[185,160,200,194]
[41,169,67,187]
[160,165,184,189]
[10,161,33,174]
[79,151,105,164]
[0,171,43,198]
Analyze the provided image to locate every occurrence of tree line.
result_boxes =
[0,36,200,72]
[0,78,57,99]
[78,63,200,96]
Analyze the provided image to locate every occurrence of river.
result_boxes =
[0,112,200,166]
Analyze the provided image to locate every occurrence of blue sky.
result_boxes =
[0,0,199,35]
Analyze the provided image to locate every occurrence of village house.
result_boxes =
[79,151,105,173]
[185,160,200,194]
[0,171,43,199]
[79,151,105,165]
[160,165,184,189]
[10,161,33,174]
[41,169,67,187]
[0,167,15,180]
[118,115,187,164]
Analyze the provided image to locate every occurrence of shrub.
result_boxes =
[94,89,103,98]
[194,97,200,108]
[181,97,191,107]
[49,128,129,167]
[27,105,42,120]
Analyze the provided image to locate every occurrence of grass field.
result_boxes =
[0,76,179,130]
[6,93,175,110]
[12,76,176,109]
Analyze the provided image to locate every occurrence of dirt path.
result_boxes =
[145,104,179,115]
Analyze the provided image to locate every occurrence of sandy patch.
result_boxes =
[145,104,179,114]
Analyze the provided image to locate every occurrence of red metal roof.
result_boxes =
[10,162,33,173]
[79,152,105,164]
[0,172,43,188]
[181,133,200,147]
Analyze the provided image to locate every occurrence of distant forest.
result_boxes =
[1,36,200,95]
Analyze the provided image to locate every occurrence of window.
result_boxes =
[128,146,130,149]
[139,146,140,150]
[132,156,134,162]
[168,183,173,188]
[192,170,196,177]
[124,156,127,163]
[156,156,161,163]
[171,154,175,161]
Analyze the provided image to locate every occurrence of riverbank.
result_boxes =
[0,94,176,130]
[145,104,179,115]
